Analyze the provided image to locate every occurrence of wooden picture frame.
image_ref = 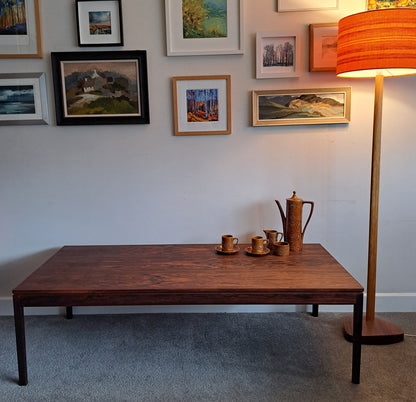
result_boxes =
[256,32,300,79]
[277,0,338,12]
[0,73,49,125]
[252,87,351,127]
[309,23,338,72]
[76,0,124,46]
[165,0,244,56]
[0,0,42,58]
[172,75,231,136]
[51,51,149,125]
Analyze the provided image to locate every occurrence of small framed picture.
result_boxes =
[165,0,244,56]
[252,87,351,127]
[256,32,300,79]
[309,23,338,72]
[51,51,149,125]
[172,75,231,136]
[367,0,416,9]
[278,0,338,12]
[76,0,124,46]
[0,73,49,125]
[0,0,42,58]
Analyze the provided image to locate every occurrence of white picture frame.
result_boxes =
[277,0,338,12]
[165,0,244,56]
[0,73,49,125]
[256,32,300,79]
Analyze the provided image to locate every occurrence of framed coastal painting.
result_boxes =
[51,51,149,125]
[172,75,231,135]
[0,0,42,58]
[165,0,244,56]
[0,73,48,125]
[256,32,300,79]
[309,23,338,72]
[252,87,351,126]
[277,0,338,12]
[368,0,416,9]
[76,0,124,46]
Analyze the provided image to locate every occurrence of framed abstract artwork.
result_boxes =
[165,0,244,56]
[76,0,124,46]
[309,23,338,72]
[368,0,416,9]
[0,0,42,58]
[0,73,48,125]
[51,51,149,125]
[277,0,338,12]
[252,87,351,126]
[256,32,300,79]
[172,75,231,135]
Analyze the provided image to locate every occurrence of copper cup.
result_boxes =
[222,234,238,252]
[251,236,268,254]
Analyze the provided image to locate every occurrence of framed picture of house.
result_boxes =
[0,73,49,125]
[0,0,42,58]
[51,51,149,125]
[165,0,244,56]
[252,87,351,126]
[76,0,124,46]
[172,75,231,135]
[256,32,300,79]
[309,23,338,72]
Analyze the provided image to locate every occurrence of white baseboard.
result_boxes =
[1,293,415,316]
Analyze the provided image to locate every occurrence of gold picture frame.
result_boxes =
[309,23,338,72]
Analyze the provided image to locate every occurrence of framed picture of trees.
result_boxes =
[0,0,42,58]
[256,32,300,79]
[172,75,231,135]
[165,0,244,56]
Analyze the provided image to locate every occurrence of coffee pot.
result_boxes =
[275,191,314,252]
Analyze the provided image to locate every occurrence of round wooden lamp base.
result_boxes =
[343,315,404,345]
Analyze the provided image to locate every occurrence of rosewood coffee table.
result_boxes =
[13,243,363,385]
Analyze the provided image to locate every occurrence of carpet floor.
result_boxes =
[1,312,415,401]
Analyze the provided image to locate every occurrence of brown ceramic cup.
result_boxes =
[251,236,268,254]
[272,241,290,256]
[222,234,238,252]
[263,230,284,247]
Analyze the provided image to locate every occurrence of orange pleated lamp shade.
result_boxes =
[337,8,416,78]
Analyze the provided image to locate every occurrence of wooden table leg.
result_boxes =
[13,296,28,386]
[66,306,73,319]
[312,304,319,317]
[352,293,363,384]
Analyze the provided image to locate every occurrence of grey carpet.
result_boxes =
[1,312,415,401]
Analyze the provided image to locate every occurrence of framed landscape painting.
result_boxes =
[76,0,124,46]
[0,73,48,125]
[252,87,351,126]
[51,51,149,125]
[172,75,231,135]
[0,0,42,58]
[256,32,300,79]
[165,0,244,56]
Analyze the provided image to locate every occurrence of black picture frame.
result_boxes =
[51,51,149,126]
[76,0,124,47]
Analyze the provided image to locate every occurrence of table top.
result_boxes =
[13,244,363,295]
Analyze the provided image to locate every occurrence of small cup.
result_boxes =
[272,241,290,256]
[251,236,268,254]
[222,234,238,252]
[263,230,284,246]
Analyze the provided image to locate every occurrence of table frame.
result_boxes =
[13,244,363,385]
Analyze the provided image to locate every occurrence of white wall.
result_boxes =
[1,0,415,314]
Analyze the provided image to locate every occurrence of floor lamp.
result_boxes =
[336,8,416,345]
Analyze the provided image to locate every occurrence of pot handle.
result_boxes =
[301,201,314,239]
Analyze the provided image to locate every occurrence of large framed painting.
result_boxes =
[252,87,351,127]
[0,0,42,58]
[51,51,149,125]
[0,73,48,125]
[367,0,416,9]
[172,75,231,135]
[165,0,244,56]
[76,0,124,46]
[256,32,300,79]
[309,23,338,72]
[277,0,338,12]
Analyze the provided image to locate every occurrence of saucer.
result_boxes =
[245,247,270,256]
[215,245,240,255]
